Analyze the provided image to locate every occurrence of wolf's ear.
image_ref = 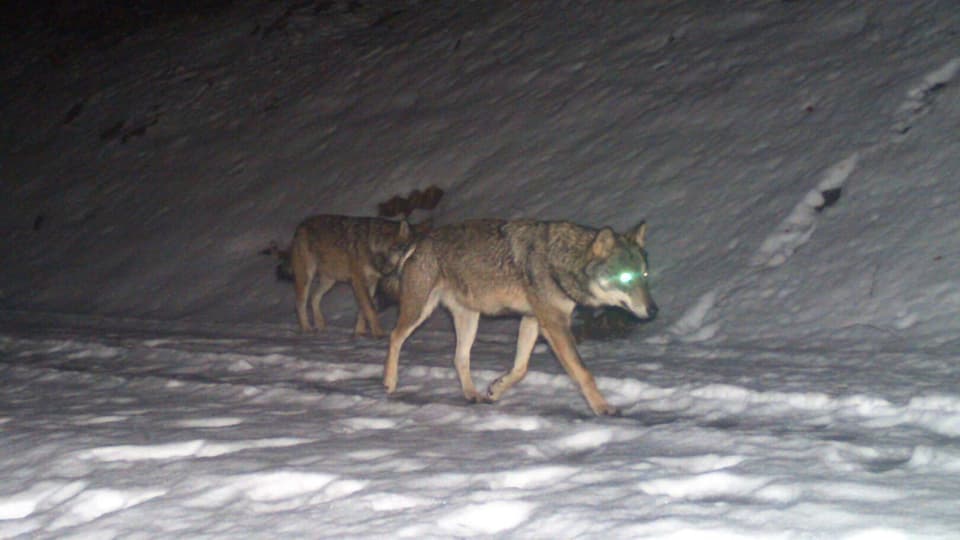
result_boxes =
[398,219,412,241]
[628,221,647,248]
[591,228,616,259]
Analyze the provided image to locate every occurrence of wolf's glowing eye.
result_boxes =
[618,271,636,284]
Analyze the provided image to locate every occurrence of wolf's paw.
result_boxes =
[485,379,506,402]
[592,403,620,416]
[383,377,398,394]
[354,328,386,340]
[464,391,493,405]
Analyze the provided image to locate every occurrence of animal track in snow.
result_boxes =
[638,471,771,501]
[893,57,960,135]
[675,56,960,345]
[663,290,718,342]
[664,55,955,337]
[435,501,537,537]
[172,417,245,428]
[906,446,960,473]
[751,152,859,268]
[467,414,546,432]
[187,471,366,510]
[49,488,165,530]
[483,466,578,490]
[359,492,435,512]
[77,437,312,461]
[543,426,621,457]
[751,57,959,270]
[648,454,746,474]
[336,416,400,432]
[0,481,86,520]
[72,415,129,426]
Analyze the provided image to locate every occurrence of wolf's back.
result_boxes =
[423,220,523,284]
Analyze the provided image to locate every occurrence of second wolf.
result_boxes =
[383,219,657,415]
[288,215,423,338]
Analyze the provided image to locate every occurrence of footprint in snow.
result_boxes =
[751,152,858,269]
[171,417,244,428]
[48,487,166,530]
[435,501,537,537]
[72,415,129,426]
[467,414,546,432]
[0,481,86,520]
[893,57,960,135]
[187,471,366,510]
[336,417,400,432]
[76,437,312,461]
[484,465,579,490]
[638,471,772,502]
[538,426,620,460]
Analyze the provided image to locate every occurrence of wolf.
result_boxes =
[285,215,424,338]
[383,219,657,415]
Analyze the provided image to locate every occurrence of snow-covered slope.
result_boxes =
[1,0,959,537]
[3,0,958,347]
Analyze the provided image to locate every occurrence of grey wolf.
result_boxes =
[383,219,657,415]
[284,215,425,338]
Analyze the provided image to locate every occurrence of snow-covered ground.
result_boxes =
[2,0,959,537]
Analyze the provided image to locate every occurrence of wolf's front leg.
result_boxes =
[383,286,441,393]
[448,304,490,403]
[487,316,538,402]
[350,269,384,338]
[538,312,619,416]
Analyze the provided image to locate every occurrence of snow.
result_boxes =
[2,0,960,537]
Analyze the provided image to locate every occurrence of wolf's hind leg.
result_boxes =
[293,251,316,332]
[350,268,383,338]
[487,316,538,402]
[309,276,335,331]
[353,279,378,336]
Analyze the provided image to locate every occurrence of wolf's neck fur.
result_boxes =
[546,225,596,306]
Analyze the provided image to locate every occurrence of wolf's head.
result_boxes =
[585,221,658,321]
[373,218,431,276]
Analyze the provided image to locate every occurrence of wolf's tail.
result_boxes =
[260,241,294,282]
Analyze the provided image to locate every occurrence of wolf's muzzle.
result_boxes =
[646,302,659,320]
[621,299,658,321]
